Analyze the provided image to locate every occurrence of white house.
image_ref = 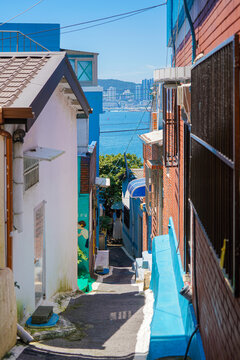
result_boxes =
[0,52,91,320]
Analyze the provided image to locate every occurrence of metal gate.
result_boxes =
[190,35,240,295]
[184,122,191,272]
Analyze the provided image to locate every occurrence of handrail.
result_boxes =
[0,30,50,52]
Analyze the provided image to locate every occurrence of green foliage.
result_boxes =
[99,153,143,212]
[99,216,112,232]
[78,247,88,264]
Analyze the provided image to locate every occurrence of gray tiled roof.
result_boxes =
[131,168,144,179]
[0,55,49,106]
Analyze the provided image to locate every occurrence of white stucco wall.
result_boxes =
[77,117,89,154]
[13,86,78,316]
[0,137,5,267]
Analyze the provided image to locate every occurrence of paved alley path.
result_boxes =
[18,248,145,360]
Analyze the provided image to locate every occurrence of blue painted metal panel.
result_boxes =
[167,0,194,46]
[149,233,187,359]
[0,23,60,51]
[84,90,103,176]
[149,217,205,359]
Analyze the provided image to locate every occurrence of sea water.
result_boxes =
[100,111,150,160]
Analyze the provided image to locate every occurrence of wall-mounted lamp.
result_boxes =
[180,284,192,302]
[13,129,25,143]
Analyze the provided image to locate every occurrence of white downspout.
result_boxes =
[13,142,24,232]
[131,198,135,257]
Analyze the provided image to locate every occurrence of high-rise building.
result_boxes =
[135,84,141,101]
[107,86,117,101]
[141,78,154,101]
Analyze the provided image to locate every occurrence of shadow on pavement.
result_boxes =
[18,247,143,359]
[41,290,144,350]
[108,247,133,268]
[102,267,134,285]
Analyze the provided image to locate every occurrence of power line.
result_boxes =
[33,3,166,36]
[61,9,148,35]
[0,2,166,41]
[0,0,44,27]
[100,128,149,133]
[101,122,149,126]
[125,101,152,153]
[103,103,151,177]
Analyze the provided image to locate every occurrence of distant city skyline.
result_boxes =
[0,1,168,82]
[102,77,153,110]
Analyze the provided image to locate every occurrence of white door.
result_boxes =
[34,201,46,306]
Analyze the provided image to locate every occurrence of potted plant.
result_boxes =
[99,216,112,249]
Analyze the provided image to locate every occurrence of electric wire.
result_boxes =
[30,3,166,35]
[101,122,149,126]
[100,128,149,134]
[125,100,152,154]
[0,3,166,41]
[61,9,148,35]
[102,102,151,177]
[0,0,44,27]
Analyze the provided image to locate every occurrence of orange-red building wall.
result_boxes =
[175,0,240,67]
[170,1,240,358]
[162,114,185,264]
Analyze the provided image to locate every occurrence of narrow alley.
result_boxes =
[16,248,146,360]
[2,2,240,360]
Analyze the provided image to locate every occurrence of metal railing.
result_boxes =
[0,31,50,52]
[190,34,240,295]
[163,87,178,167]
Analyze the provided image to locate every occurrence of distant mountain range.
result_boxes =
[98,79,139,94]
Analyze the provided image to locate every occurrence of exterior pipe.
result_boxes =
[17,323,34,344]
[177,104,181,253]
[183,0,196,64]
[170,0,176,66]
[13,142,24,232]
[0,129,13,269]
[184,211,200,359]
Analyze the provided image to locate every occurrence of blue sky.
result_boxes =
[0,1,168,82]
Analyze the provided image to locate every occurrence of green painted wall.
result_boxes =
[78,194,89,276]
[77,156,90,277]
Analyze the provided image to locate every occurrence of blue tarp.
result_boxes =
[26,314,59,329]
[127,178,145,198]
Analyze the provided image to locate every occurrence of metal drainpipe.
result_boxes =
[177,104,181,253]
[0,128,13,269]
[170,0,176,66]
[183,0,196,64]
[131,199,134,257]
[13,141,24,232]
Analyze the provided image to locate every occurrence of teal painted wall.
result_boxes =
[77,156,90,276]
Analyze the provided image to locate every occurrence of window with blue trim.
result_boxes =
[69,58,75,72]
[77,61,92,82]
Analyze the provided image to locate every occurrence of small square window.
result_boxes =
[24,158,39,191]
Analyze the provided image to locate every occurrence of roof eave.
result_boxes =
[0,106,34,126]
[26,53,91,131]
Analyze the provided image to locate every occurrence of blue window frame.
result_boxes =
[77,61,92,81]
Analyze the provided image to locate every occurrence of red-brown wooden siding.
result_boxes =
[169,1,240,358]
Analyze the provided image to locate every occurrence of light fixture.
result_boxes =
[180,284,192,302]
[13,129,25,143]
